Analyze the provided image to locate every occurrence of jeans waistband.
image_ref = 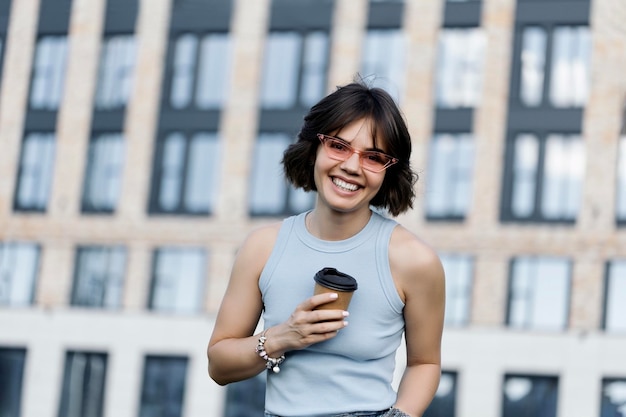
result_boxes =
[264,409,390,417]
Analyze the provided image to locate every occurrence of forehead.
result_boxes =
[333,118,389,150]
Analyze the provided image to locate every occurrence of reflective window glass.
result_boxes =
[71,246,126,309]
[0,348,27,417]
[58,351,107,417]
[82,133,125,213]
[520,27,547,107]
[426,133,474,219]
[361,29,406,103]
[508,256,570,330]
[14,133,56,211]
[139,356,188,417]
[170,33,232,109]
[94,35,136,110]
[249,133,314,216]
[507,133,584,222]
[151,132,221,214]
[617,136,626,223]
[604,260,626,333]
[549,26,590,108]
[502,375,558,417]
[150,248,206,314]
[0,242,39,306]
[439,254,473,327]
[260,32,301,109]
[30,36,68,110]
[600,378,626,417]
[435,28,486,108]
[0,242,40,306]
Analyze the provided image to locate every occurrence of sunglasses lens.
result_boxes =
[320,135,395,173]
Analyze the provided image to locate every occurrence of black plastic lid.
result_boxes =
[314,267,358,292]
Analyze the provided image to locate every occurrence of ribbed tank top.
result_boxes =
[259,211,405,417]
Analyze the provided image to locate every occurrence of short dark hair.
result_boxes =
[282,80,418,216]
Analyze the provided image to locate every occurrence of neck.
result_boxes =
[306,207,372,241]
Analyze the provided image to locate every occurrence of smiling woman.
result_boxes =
[208,79,446,417]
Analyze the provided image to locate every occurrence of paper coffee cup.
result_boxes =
[313,267,358,310]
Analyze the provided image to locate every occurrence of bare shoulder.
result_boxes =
[236,221,283,270]
[388,225,445,302]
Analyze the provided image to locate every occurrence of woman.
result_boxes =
[208,80,445,417]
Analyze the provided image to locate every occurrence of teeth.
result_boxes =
[332,177,358,191]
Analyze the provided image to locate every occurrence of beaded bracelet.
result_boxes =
[255,329,285,373]
[384,407,411,417]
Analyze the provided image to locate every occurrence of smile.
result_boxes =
[332,177,359,192]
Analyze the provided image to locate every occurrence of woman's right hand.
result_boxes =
[263,293,349,357]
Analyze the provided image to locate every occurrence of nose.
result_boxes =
[340,151,361,173]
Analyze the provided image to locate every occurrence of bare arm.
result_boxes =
[389,227,445,417]
[207,224,349,386]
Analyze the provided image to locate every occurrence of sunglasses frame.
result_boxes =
[317,133,399,173]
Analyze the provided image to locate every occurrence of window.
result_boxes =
[71,246,126,309]
[503,133,584,222]
[361,29,406,102]
[139,356,188,417]
[0,348,27,417]
[502,375,558,417]
[0,242,40,306]
[507,256,571,331]
[249,133,314,216]
[82,133,125,213]
[519,26,590,108]
[14,132,56,212]
[617,136,626,224]
[440,254,473,326]
[603,260,626,333]
[260,31,329,110]
[435,28,486,108]
[149,247,206,313]
[424,371,457,417]
[94,35,137,110]
[29,36,68,110]
[149,132,221,215]
[58,351,107,417]
[224,373,266,417]
[601,378,626,417]
[169,32,232,110]
[426,133,474,220]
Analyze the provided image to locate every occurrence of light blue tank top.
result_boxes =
[259,211,405,417]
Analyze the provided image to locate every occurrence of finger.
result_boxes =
[310,308,349,324]
[303,293,339,310]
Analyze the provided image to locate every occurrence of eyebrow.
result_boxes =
[332,134,387,153]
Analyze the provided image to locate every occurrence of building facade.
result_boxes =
[1,0,626,416]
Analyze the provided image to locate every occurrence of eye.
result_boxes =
[329,139,350,153]
[365,152,388,164]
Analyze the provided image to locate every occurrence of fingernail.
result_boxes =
[343,321,349,326]
[342,311,350,317]
[329,293,338,299]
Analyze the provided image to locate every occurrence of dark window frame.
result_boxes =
[70,245,127,309]
[148,130,220,216]
[13,130,56,213]
[81,130,125,214]
[500,129,583,224]
[249,0,334,218]
[502,373,559,417]
[501,0,591,225]
[0,347,27,417]
[57,351,108,417]
[138,355,188,417]
[505,256,572,331]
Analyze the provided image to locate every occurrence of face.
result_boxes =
[313,118,388,215]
